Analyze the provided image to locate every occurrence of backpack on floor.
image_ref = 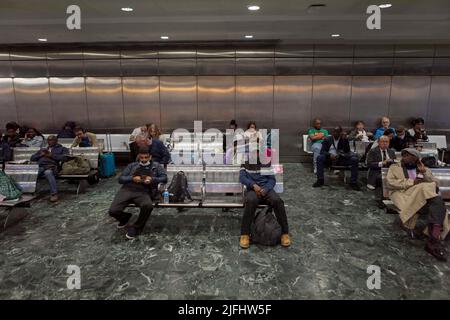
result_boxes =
[60,156,91,175]
[167,171,192,203]
[0,171,22,201]
[250,207,282,246]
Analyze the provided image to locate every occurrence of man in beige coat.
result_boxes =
[386,148,448,261]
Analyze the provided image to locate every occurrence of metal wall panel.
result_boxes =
[275,45,314,57]
[197,76,235,128]
[314,57,353,75]
[275,58,313,75]
[435,45,450,57]
[122,77,160,128]
[389,76,432,126]
[236,49,274,58]
[433,58,450,75]
[48,60,84,77]
[236,76,273,129]
[0,78,17,128]
[311,76,352,128]
[14,78,54,130]
[158,59,196,75]
[236,58,274,75]
[196,50,235,58]
[274,76,313,156]
[352,58,393,75]
[393,57,433,75]
[350,76,391,128]
[159,76,197,130]
[0,60,12,77]
[11,60,48,77]
[85,77,124,129]
[120,50,158,59]
[49,77,89,129]
[121,59,158,76]
[0,49,9,60]
[314,45,354,57]
[394,45,435,57]
[84,59,121,76]
[427,76,450,130]
[197,58,235,75]
[353,45,394,57]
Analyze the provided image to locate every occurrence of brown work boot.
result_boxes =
[425,224,447,262]
[281,234,291,247]
[50,194,59,202]
[239,235,250,249]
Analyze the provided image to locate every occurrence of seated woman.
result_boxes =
[0,131,12,163]
[147,123,161,140]
[348,121,373,142]
[71,126,98,148]
[408,117,428,142]
[386,148,449,261]
[129,125,149,162]
[22,128,44,148]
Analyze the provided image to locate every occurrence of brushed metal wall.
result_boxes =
[0,44,449,160]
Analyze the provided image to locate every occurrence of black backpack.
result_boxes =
[167,171,192,203]
[250,207,282,246]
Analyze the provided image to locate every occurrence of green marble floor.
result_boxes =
[0,163,449,299]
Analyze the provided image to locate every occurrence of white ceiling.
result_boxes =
[0,0,449,44]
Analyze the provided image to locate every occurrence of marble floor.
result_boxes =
[0,163,449,300]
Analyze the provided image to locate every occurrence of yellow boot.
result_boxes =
[239,235,250,249]
[281,234,291,247]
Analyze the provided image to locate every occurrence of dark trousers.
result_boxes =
[419,195,447,226]
[241,190,289,235]
[129,142,139,162]
[109,187,153,231]
[316,154,359,184]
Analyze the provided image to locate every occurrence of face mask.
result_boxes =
[139,161,150,166]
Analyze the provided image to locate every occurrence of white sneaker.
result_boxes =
[366,184,376,190]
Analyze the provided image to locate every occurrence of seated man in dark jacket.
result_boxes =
[239,161,290,249]
[109,148,168,240]
[2,123,22,148]
[366,135,396,191]
[135,135,171,165]
[391,125,414,151]
[313,126,360,190]
[31,135,69,202]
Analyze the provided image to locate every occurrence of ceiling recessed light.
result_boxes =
[121,7,133,12]
[247,5,260,11]
[331,34,340,38]
[245,35,254,39]
[160,36,169,40]
[38,38,47,42]
[378,4,392,8]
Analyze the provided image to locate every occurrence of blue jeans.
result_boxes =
[311,142,322,170]
[316,154,359,184]
[38,167,58,195]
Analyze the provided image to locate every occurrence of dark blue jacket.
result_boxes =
[239,166,276,192]
[147,139,171,164]
[119,161,168,193]
[31,144,69,170]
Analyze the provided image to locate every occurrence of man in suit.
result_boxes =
[366,135,397,191]
[313,126,360,190]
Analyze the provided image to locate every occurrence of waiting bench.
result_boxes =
[381,167,450,213]
[0,163,39,230]
[128,164,284,209]
[12,146,101,196]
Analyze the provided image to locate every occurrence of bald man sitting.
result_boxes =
[366,135,396,190]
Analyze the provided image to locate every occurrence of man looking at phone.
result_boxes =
[108,148,167,240]
[386,148,449,261]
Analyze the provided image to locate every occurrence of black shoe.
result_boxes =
[425,239,447,262]
[350,183,361,191]
[117,215,131,229]
[126,227,138,240]
[313,179,324,188]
